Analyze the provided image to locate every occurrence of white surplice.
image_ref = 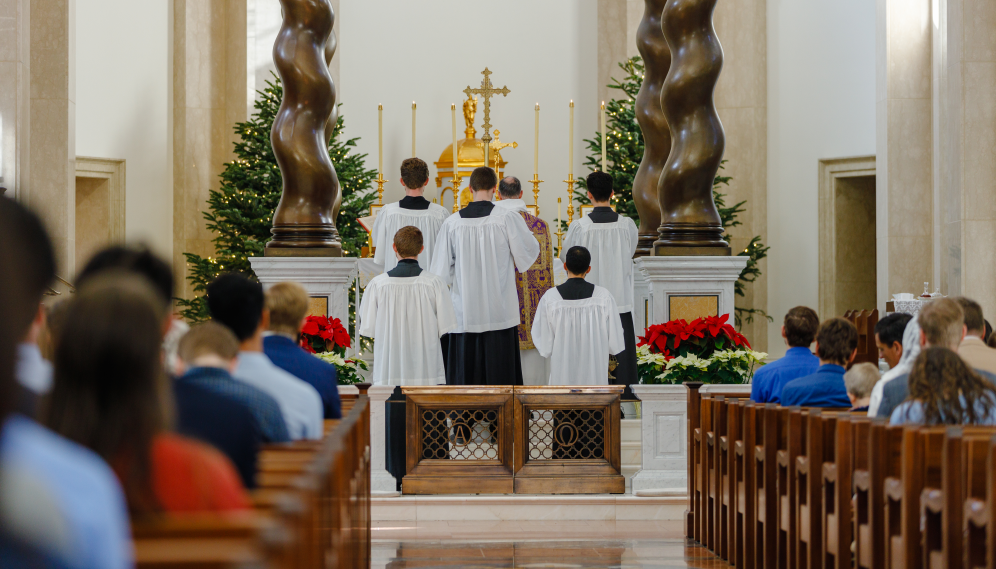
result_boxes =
[428,204,540,333]
[358,272,457,386]
[530,286,626,385]
[562,214,639,312]
[371,202,450,273]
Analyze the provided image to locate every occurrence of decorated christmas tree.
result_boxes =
[177,77,376,322]
[575,57,770,328]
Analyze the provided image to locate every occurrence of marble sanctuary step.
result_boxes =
[373,492,687,522]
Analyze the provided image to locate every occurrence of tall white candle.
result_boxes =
[568,100,574,175]
[378,104,383,175]
[600,101,607,172]
[557,197,562,227]
[451,103,459,195]
[411,102,417,157]
[534,103,540,175]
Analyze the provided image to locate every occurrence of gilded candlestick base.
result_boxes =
[563,174,576,223]
[375,174,387,206]
[451,175,463,213]
[530,174,543,215]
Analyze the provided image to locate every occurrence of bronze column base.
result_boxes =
[636,234,659,257]
[264,224,343,257]
[653,223,730,256]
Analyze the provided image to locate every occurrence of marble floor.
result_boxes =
[372,521,730,568]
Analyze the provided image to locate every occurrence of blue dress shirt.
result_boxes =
[178,366,290,443]
[780,364,853,408]
[891,392,996,425]
[0,415,132,569]
[263,335,342,419]
[749,347,820,404]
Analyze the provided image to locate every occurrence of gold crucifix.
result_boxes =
[464,67,510,169]
[489,130,517,178]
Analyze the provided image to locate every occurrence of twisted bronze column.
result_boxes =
[654,0,730,256]
[632,0,670,257]
[265,0,341,256]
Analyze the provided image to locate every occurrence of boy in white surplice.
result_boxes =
[531,246,625,385]
[359,226,457,386]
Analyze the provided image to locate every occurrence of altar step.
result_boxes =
[372,492,686,522]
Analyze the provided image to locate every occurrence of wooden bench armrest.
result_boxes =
[795,455,809,474]
[776,449,789,467]
[822,462,836,483]
[720,436,728,451]
[920,488,943,515]
[734,441,745,456]
[884,477,903,501]
[965,497,988,528]
[754,445,765,462]
[853,469,870,491]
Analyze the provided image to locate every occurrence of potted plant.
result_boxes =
[636,314,766,385]
[299,315,368,385]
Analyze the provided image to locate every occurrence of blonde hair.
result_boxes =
[919,298,964,350]
[843,362,880,399]
[266,281,309,336]
[178,321,240,363]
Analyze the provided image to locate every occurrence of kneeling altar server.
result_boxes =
[359,226,457,385]
[531,246,625,385]
[430,167,540,385]
[371,157,450,273]
[562,171,639,387]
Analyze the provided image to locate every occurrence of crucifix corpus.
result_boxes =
[464,67,510,169]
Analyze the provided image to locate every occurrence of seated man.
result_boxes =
[954,296,996,376]
[263,282,342,418]
[876,298,996,418]
[176,322,283,488]
[208,274,323,440]
[844,362,880,413]
[749,306,820,403]
[359,226,457,386]
[780,318,856,408]
[530,246,625,385]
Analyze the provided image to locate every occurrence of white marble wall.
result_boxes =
[0,0,30,202]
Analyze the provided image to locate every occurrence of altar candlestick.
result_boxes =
[411,102,417,157]
[600,101,607,171]
[534,103,540,175]
[568,100,574,174]
[558,197,562,227]
[451,103,459,193]
[378,104,383,175]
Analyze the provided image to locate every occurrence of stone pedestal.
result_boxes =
[632,263,651,334]
[249,257,358,324]
[634,256,748,325]
[338,384,399,495]
[630,383,751,496]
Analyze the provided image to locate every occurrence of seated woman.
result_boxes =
[41,272,250,514]
[890,346,996,426]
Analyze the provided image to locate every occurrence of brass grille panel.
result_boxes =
[527,409,605,461]
[420,409,500,461]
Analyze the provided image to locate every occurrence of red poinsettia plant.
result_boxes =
[299,315,351,354]
[637,314,765,385]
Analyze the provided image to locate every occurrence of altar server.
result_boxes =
[561,172,639,387]
[493,176,554,385]
[429,167,540,385]
[359,226,457,385]
[371,157,450,273]
[531,246,625,385]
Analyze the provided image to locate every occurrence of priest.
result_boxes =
[531,246,625,385]
[371,157,450,273]
[429,167,540,385]
[494,176,554,385]
[562,172,639,389]
[359,226,456,386]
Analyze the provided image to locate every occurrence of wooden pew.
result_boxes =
[884,427,946,569]
[776,407,805,569]
[686,382,704,540]
[854,420,900,569]
[733,400,757,569]
[965,434,996,569]
[753,403,782,569]
[843,310,879,366]
[795,409,843,569]
[822,413,863,569]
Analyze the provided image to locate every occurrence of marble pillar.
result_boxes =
[172,0,249,299]
[876,0,933,308]
[597,0,629,112]
[29,0,75,276]
[0,0,30,201]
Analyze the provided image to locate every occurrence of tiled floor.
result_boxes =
[372,521,730,568]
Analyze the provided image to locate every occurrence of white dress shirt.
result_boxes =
[234,351,323,440]
[16,343,52,395]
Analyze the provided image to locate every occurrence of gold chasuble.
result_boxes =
[515,211,554,349]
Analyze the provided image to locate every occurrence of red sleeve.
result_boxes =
[152,435,251,512]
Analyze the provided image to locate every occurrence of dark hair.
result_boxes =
[783,306,819,348]
[875,312,913,348]
[954,297,985,335]
[498,176,522,199]
[815,317,858,365]
[0,197,55,336]
[564,246,591,275]
[0,207,24,424]
[469,167,498,191]
[400,157,429,189]
[904,347,996,425]
[77,246,175,308]
[586,171,613,202]
[207,273,265,341]
[42,273,171,514]
[394,225,424,258]
[986,320,993,343]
